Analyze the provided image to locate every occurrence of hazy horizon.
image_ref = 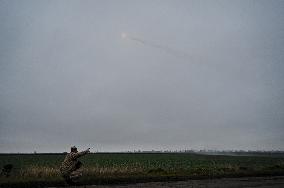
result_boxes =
[1,0,284,153]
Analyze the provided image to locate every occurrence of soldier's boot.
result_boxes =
[62,175,76,185]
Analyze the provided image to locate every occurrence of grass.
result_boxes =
[1,153,284,187]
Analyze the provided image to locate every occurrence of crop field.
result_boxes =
[0,153,284,187]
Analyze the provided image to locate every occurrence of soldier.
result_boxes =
[60,146,90,184]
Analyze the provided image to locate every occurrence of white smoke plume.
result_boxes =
[121,33,191,59]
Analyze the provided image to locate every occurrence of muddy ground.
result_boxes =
[54,176,284,188]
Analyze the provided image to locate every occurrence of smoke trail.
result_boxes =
[123,33,191,59]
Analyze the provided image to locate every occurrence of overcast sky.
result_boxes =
[1,0,284,153]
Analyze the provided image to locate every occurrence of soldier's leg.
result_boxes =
[64,161,83,183]
[70,161,83,180]
[62,174,75,185]
[75,161,82,169]
[70,169,83,180]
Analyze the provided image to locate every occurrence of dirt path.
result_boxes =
[56,176,284,188]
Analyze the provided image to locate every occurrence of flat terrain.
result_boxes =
[1,153,284,187]
[57,176,284,188]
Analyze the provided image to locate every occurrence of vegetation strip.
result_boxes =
[1,153,284,187]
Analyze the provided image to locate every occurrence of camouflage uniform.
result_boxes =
[60,149,89,182]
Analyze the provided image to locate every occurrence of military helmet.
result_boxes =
[71,146,77,152]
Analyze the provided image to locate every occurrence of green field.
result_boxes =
[1,153,284,187]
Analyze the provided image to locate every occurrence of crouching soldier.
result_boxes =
[60,146,90,184]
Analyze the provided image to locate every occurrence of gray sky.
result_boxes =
[1,0,284,153]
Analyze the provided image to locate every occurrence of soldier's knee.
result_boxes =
[75,161,82,169]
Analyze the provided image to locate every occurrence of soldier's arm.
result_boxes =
[72,148,90,159]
